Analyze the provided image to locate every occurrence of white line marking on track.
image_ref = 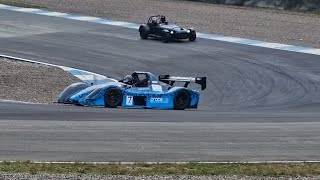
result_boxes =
[37,11,69,17]
[0,4,9,8]
[0,54,117,85]
[299,48,320,55]
[0,100,46,105]
[254,42,292,49]
[66,16,101,21]
[14,8,40,12]
[103,21,134,26]
[210,36,246,42]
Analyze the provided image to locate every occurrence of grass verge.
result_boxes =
[1,162,320,177]
[0,0,44,9]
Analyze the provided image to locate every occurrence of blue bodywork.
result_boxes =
[58,72,202,109]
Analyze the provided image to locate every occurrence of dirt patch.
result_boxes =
[4,0,320,48]
[0,58,79,103]
[185,0,320,10]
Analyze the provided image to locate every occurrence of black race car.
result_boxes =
[139,15,196,43]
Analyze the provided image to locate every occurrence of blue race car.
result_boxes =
[58,71,206,110]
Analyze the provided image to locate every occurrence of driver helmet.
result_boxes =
[123,75,135,85]
[152,17,158,24]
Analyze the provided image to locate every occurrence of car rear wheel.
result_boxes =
[161,32,170,43]
[140,28,149,39]
[189,31,196,41]
[174,90,190,110]
[104,88,123,108]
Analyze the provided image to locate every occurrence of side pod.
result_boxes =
[58,82,90,103]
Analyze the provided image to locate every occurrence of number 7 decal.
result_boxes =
[126,96,133,106]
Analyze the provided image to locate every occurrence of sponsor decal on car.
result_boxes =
[151,84,162,92]
[150,97,168,103]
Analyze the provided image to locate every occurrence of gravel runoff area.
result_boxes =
[0,174,320,180]
[6,0,320,48]
[0,58,79,103]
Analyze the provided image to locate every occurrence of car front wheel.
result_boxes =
[189,31,196,42]
[140,28,149,39]
[161,32,170,43]
[104,87,123,108]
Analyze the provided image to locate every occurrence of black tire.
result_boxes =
[140,28,149,39]
[104,88,123,108]
[161,32,170,43]
[174,90,190,110]
[189,31,196,42]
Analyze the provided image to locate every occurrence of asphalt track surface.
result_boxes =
[1,9,320,162]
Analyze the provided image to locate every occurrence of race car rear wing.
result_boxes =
[158,75,206,90]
